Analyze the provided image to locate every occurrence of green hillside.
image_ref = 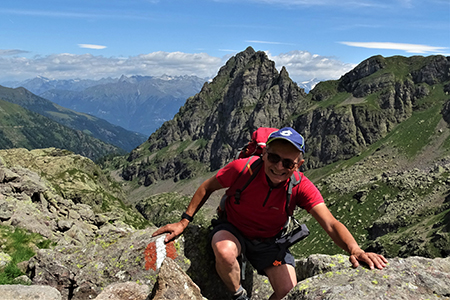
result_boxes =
[0,85,147,152]
[0,99,125,161]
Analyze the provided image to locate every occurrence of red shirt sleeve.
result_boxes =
[294,174,324,212]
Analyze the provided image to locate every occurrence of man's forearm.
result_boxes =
[185,176,223,218]
[328,221,362,254]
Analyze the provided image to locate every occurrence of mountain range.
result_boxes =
[0,98,124,161]
[5,75,207,136]
[4,74,318,137]
[0,47,449,299]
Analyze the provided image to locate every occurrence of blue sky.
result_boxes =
[0,0,449,84]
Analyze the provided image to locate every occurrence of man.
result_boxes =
[152,127,387,300]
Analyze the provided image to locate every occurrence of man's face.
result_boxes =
[262,141,304,186]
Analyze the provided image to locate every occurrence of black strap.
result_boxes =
[285,171,302,216]
[181,212,194,222]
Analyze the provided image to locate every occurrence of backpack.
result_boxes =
[236,127,279,159]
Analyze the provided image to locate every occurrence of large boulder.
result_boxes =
[94,282,150,300]
[28,227,185,300]
[0,285,61,300]
[149,257,204,300]
[287,254,450,300]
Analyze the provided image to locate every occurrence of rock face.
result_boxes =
[123,47,310,184]
[149,257,204,300]
[29,229,174,299]
[0,285,62,300]
[289,254,450,300]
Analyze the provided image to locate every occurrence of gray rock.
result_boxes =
[295,254,351,281]
[286,255,450,300]
[94,282,150,300]
[57,219,73,231]
[28,228,188,300]
[0,201,14,221]
[149,257,204,300]
[0,285,61,300]
[13,275,32,284]
[0,251,12,269]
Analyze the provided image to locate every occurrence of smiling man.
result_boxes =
[152,127,387,300]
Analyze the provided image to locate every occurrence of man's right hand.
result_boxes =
[151,219,189,243]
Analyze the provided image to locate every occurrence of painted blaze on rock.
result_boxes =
[145,236,178,271]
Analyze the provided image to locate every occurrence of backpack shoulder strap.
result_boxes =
[219,156,262,210]
[285,171,302,216]
[234,157,263,204]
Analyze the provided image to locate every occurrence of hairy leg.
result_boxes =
[211,230,243,292]
[264,263,297,300]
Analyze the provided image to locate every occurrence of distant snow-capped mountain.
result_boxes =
[5,76,117,95]
[298,78,321,93]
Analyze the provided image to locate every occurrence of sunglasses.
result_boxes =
[266,152,298,169]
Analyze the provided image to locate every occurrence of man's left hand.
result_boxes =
[350,250,388,270]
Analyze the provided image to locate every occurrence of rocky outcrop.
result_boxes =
[149,257,204,300]
[289,254,450,300]
[0,148,148,232]
[0,285,62,300]
[28,228,181,299]
[411,55,450,85]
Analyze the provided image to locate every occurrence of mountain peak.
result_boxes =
[125,47,309,182]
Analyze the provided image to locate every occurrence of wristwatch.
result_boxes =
[181,212,194,222]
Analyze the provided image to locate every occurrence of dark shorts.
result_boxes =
[209,220,295,276]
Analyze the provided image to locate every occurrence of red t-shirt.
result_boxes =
[216,157,324,240]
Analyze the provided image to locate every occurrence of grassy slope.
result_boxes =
[291,78,450,258]
[0,99,124,161]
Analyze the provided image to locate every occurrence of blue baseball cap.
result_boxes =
[266,127,305,153]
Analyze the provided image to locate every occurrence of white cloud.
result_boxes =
[0,51,224,82]
[0,49,353,84]
[340,42,448,54]
[267,50,355,82]
[78,44,107,50]
[0,49,30,56]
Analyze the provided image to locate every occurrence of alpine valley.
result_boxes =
[0,47,449,300]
